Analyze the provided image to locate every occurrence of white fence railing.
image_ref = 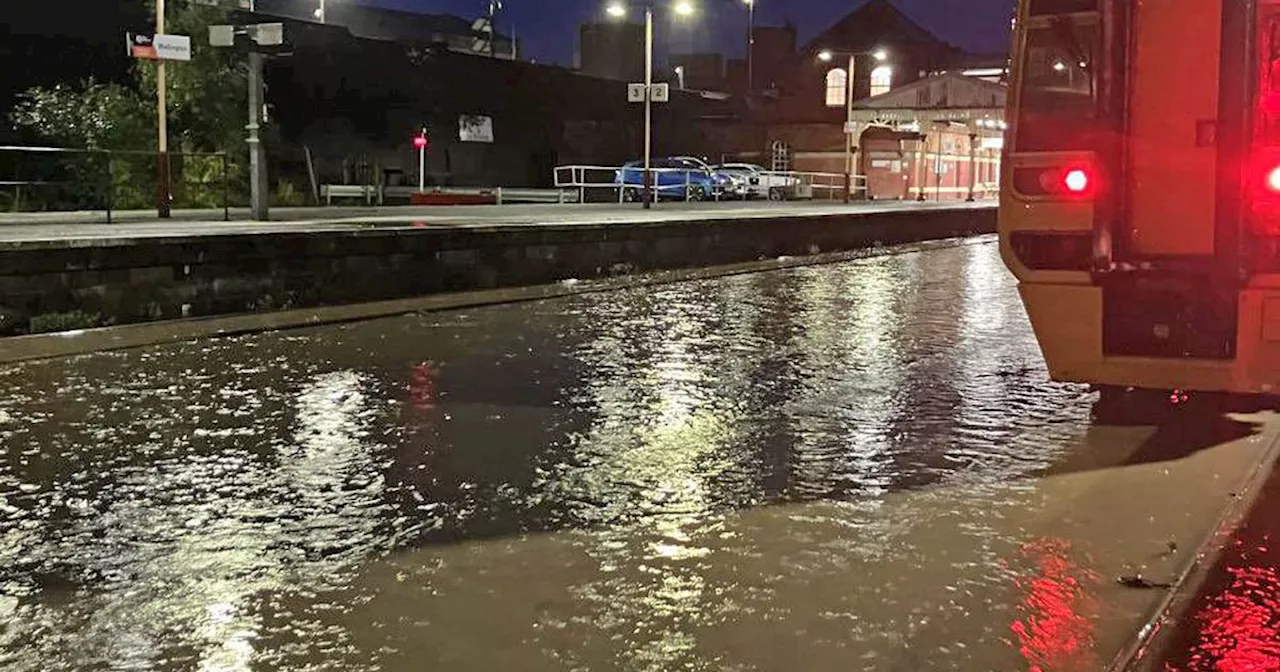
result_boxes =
[323,185,579,206]
[553,165,868,203]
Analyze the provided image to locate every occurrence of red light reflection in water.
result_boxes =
[1009,538,1101,672]
[1178,561,1280,672]
[410,361,438,414]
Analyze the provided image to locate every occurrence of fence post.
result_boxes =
[222,153,230,221]
[104,152,114,225]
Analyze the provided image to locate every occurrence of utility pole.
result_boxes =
[156,0,171,218]
[211,21,282,221]
[247,51,268,220]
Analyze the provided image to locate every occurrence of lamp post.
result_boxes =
[819,47,887,203]
[608,1,696,209]
[743,0,754,92]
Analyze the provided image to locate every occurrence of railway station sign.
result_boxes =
[127,33,192,61]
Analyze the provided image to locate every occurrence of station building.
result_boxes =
[698,0,1010,201]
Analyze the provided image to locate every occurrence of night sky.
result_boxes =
[364,0,1017,65]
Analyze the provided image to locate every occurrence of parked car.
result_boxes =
[615,157,746,201]
[713,163,803,200]
[671,156,749,199]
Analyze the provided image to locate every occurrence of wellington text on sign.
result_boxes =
[127,33,192,61]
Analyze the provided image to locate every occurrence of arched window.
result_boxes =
[771,140,792,172]
[825,68,848,107]
[870,65,893,97]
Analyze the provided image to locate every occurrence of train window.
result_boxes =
[1015,17,1099,151]
[1259,12,1280,145]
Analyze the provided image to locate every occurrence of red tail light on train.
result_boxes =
[1250,155,1280,234]
[1268,165,1280,193]
[1018,164,1098,199]
[1253,4,1280,233]
[1063,168,1091,195]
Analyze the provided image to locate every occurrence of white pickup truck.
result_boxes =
[712,163,804,201]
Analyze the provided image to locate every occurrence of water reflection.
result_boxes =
[1009,538,1100,672]
[0,240,1151,670]
[1188,564,1280,671]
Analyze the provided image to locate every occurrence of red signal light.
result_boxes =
[1267,165,1280,193]
[413,134,428,150]
[1063,168,1090,194]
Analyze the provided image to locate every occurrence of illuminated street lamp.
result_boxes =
[607,1,697,208]
[817,47,888,203]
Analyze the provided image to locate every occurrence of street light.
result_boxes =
[743,0,755,92]
[608,1,697,209]
[816,47,888,203]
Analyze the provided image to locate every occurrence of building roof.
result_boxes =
[852,72,1007,118]
[803,0,958,56]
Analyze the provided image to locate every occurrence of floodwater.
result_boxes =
[0,237,1273,671]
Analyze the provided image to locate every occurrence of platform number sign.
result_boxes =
[628,83,670,104]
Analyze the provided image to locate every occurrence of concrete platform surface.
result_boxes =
[0,200,995,247]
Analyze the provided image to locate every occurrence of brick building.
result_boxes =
[703,0,1009,201]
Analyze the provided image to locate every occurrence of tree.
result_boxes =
[11,0,246,154]
[135,0,248,154]
[8,1,250,209]
[10,79,152,150]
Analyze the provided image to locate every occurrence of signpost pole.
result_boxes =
[642,6,654,209]
[415,131,428,193]
[157,0,171,218]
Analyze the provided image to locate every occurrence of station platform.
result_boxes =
[0,200,995,249]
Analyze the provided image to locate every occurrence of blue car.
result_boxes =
[615,157,721,201]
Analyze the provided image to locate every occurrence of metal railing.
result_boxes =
[553,164,868,204]
[0,145,232,223]
[318,185,581,206]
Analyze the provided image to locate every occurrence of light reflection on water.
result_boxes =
[0,239,1108,670]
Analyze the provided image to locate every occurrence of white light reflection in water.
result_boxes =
[950,242,1085,485]
[786,258,906,503]
[543,286,744,670]
[0,360,396,671]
